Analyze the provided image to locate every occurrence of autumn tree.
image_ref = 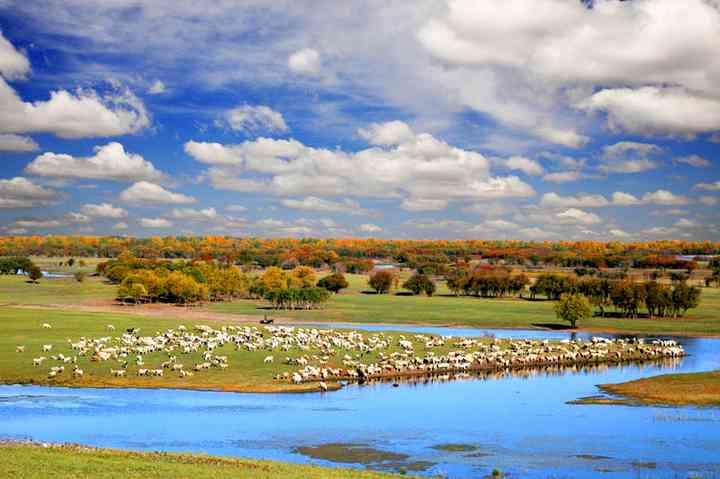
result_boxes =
[317,273,349,294]
[368,270,394,294]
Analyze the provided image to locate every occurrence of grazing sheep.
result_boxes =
[42,323,52,329]
[264,355,274,364]
[107,325,115,331]
[16,346,25,353]
[72,367,84,378]
[319,381,328,392]
[42,344,53,353]
[33,357,46,366]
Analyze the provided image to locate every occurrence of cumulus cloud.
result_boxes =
[611,191,642,206]
[225,204,247,212]
[555,208,601,225]
[579,87,720,137]
[540,192,608,209]
[0,77,150,139]
[26,142,164,182]
[674,155,711,168]
[0,176,59,208]
[222,105,288,133]
[80,203,127,218]
[288,48,321,75]
[501,156,544,176]
[400,198,448,211]
[170,207,218,221]
[641,190,691,206]
[694,181,720,192]
[140,217,173,228]
[113,221,128,230]
[186,126,535,206]
[0,134,38,152]
[609,229,630,238]
[358,223,383,233]
[12,212,90,229]
[119,181,196,204]
[281,196,370,215]
[601,142,662,173]
[357,121,415,146]
[542,170,581,183]
[147,80,166,94]
[0,31,30,80]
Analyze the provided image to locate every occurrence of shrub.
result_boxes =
[74,271,86,282]
[403,273,436,296]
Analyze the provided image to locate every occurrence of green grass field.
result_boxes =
[0,443,410,479]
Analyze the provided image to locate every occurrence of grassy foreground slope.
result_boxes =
[0,443,410,479]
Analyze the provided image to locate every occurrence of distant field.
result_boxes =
[0,443,408,479]
[0,275,114,306]
[29,256,107,273]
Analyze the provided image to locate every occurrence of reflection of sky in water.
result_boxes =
[1,327,719,478]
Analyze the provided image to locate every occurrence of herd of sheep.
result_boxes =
[18,322,686,391]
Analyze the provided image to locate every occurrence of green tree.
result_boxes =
[368,270,394,294]
[317,273,349,294]
[554,293,592,329]
[403,273,436,296]
[27,265,43,284]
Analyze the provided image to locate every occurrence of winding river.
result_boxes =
[2,325,719,478]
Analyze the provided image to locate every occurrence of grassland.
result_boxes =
[0,443,411,479]
[572,371,720,407]
[1,273,720,336]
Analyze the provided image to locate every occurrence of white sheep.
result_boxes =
[264,355,274,364]
[72,367,84,378]
[16,346,25,353]
[42,323,52,329]
[33,357,46,366]
[42,344,53,352]
[107,325,115,331]
[319,381,328,392]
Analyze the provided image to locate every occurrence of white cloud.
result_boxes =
[502,156,544,176]
[609,229,630,238]
[225,204,247,212]
[641,190,691,206]
[288,48,321,76]
[0,78,150,139]
[675,155,711,168]
[400,198,448,212]
[140,217,173,228]
[119,181,196,204]
[579,87,720,137]
[674,218,697,228]
[601,141,662,173]
[0,31,30,80]
[518,227,557,239]
[187,126,535,206]
[12,212,89,229]
[148,80,166,94]
[357,121,415,146]
[0,134,38,152]
[694,181,720,192]
[113,221,128,230]
[482,219,519,230]
[170,207,218,221]
[611,192,642,206]
[542,170,581,183]
[281,196,369,215]
[26,142,164,182]
[222,105,288,133]
[80,203,127,218]
[358,223,383,233]
[0,176,59,208]
[540,192,608,209]
[555,208,601,225]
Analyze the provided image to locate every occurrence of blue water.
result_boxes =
[2,326,719,478]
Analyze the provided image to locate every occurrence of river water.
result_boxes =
[1,325,719,478]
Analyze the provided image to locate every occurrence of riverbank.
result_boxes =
[572,370,720,407]
[0,305,685,395]
[0,442,412,479]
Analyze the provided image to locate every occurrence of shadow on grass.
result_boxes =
[532,322,577,331]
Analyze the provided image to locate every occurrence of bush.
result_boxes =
[74,271,86,282]
[27,265,43,284]
[317,273,349,293]
[368,270,394,294]
[554,293,592,328]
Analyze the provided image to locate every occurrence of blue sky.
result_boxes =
[0,0,719,240]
